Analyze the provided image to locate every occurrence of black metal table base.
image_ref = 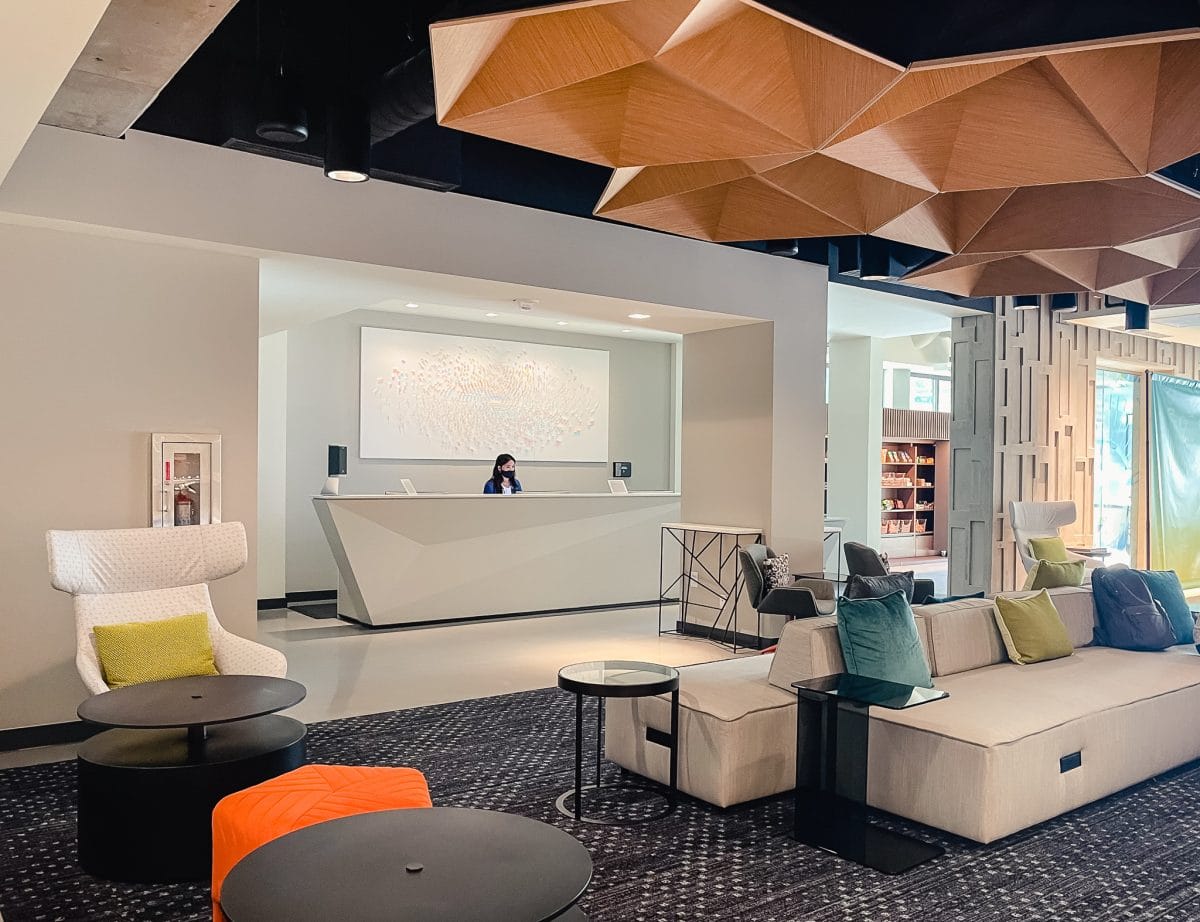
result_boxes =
[77,714,306,882]
[794,791,944,874]
[793,692,943,875]
[559,686,678,825]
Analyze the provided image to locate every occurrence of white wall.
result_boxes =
[827,337,884,549]
[280,309,676,593]
[0,223,259,730]
[257,331,288,600]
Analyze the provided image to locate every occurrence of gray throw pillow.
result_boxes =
[844,571,915,602]
[1091,565,1176,651]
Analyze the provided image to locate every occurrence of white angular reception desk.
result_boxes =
[313,492,682,627]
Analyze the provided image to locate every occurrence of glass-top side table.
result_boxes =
[557,661,680,825]
[792,673,948,875]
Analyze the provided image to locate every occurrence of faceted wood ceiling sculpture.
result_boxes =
[430,0,1200,297]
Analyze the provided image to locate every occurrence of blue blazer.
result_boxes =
[483,478,522,494]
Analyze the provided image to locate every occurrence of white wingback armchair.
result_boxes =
[1008,501,1103,578]
[47,522,287,695]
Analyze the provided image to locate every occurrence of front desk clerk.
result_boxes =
[483,453,523,494]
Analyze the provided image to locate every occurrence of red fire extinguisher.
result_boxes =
[174,487,195,526]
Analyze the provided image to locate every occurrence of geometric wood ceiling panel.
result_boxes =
[432,1,1200,297]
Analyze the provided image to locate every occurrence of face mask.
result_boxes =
[502,470,515,479]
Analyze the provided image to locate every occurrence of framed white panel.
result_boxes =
[360,327,609,462]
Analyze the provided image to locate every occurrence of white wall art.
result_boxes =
[360,327,610,461]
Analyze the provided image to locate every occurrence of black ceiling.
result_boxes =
[134,0,1200,311]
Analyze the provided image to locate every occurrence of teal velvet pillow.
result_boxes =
[1137,569,1195,645]
[836,590,933,689]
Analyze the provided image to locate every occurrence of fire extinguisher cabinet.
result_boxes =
[151,433,222,527]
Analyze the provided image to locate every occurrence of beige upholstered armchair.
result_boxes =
[46,522,286,695]
[1008,501,1103,578]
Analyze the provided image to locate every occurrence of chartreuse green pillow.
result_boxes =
[993,590,1073,665]
[1137,569,1196,645]
[93,613,219,689]
[836,590,932,689]
[1022,558,1086,590]
[1028,536,1070,562]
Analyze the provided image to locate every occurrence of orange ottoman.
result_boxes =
[211,764,431,921]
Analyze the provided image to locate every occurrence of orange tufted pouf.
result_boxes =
[211,764,432,921]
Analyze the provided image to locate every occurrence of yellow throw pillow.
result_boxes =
[1023,559,1087,590]
[1028,536,1070,562]
[93,612,219,689]
[993,590,1074,665]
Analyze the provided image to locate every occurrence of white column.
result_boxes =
[827,336,884,549]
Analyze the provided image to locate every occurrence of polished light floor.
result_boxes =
[0,604,735,768]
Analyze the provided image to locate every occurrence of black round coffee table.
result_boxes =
[219,807,593,922]
[76,675,306,882]
[556,660,679,825]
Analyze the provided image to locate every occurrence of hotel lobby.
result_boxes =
[5,1,1200,920]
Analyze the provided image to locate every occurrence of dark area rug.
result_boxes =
[5,687,1200,921]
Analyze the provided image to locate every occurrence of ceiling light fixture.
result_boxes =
[556,321,569,326]
[627,313,651,320]
[1013,295,1040,311]
[324,95,370,183]
[405,302,419,308]
[485,312,498,318]
[857,236,894,281]
[1124,301,1151,332]
[621,329,633,333]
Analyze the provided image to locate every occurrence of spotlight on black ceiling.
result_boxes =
[257,74,308,143]
[1049,293,1079,312]
[324,95,371,183]
[1013,294,1040,311]
[858,236,894,281]
[765,239,799,257]
[1124,300,1151,332]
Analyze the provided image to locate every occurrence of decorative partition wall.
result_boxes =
[951,298,1200,593]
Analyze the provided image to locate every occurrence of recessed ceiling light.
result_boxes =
[485,312,498,318]
[627,313,651,320]
[621,329,633,333]
[556,321,569,326]
[405,302,419,308]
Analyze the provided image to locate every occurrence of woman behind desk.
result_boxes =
[483,453,523,494]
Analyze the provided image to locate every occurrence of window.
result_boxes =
[1094,369,1137,566]
[910,372,951,412]
[938,378,952,413]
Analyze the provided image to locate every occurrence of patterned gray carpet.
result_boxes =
[3,686,1200,921]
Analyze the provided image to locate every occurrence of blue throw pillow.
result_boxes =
[1136,569,1195,645]
[836,590,932,689]
[1091,566,1176,651]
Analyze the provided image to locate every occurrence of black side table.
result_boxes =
[556,661,679,824]
[77,674,306,882]
[220,808,593,922]
[792,673,948,874]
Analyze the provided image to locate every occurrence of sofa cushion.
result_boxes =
[993,590,1073,665]
[837,591,932,688]
[867,646,1200,842]
[1092,566,1176,651]
[914,598,1006,677]
[604,655,799,808]
[1137,569,1196,645]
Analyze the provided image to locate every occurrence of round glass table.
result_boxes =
[76,675,306,882]
[556,660,679,824]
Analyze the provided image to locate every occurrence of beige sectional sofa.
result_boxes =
[606,586,1200,843]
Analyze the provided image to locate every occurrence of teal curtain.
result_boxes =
[1149,373,1200,588]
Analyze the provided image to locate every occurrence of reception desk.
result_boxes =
[313,492,682,627]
